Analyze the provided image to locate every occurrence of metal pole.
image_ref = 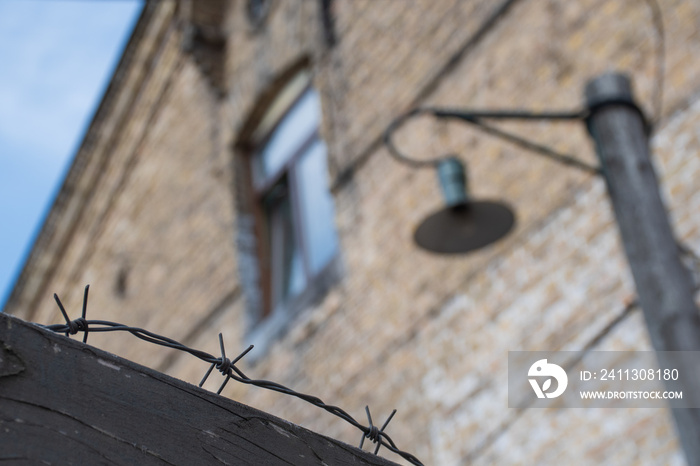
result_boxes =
[585,73,700,466]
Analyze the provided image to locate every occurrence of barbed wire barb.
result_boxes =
[52,294,70,334]
[41,285,425,466]
[375,408,397,454]
[359,405,397,455]
[52,284,90,340]
[81,285,90,343]
[199,362,216,388]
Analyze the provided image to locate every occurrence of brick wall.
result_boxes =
[7,0,700,464]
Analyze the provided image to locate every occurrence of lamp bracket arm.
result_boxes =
[431,107,588,122]
[383,108,440,169]
[458,117,602,175]
[384,106,601,175]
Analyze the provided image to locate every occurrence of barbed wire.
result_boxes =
[40,285,424,466]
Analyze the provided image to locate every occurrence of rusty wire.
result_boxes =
[41,285,424,466]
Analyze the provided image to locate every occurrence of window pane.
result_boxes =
[264,182,306,310]
[296,139,338,273]
[253,71,311,144]
[255,88,321,186]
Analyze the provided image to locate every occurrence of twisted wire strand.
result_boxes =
[41,286,424,466]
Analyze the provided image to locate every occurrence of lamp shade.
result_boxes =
[414,201,515,254]
[414,158,515,254]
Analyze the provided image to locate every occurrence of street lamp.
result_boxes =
[384,105,597,254]
[383,72,700,465]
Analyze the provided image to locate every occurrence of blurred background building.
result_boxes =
[5,0,700,464]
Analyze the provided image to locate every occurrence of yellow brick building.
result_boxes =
[6,0,700,464]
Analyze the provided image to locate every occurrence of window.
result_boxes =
[247,70,339,320]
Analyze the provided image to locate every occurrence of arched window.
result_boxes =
[242,69,339,323]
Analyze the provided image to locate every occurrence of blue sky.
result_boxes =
[0,0,143,309]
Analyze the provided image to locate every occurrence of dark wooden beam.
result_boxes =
[0,313,397,465]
